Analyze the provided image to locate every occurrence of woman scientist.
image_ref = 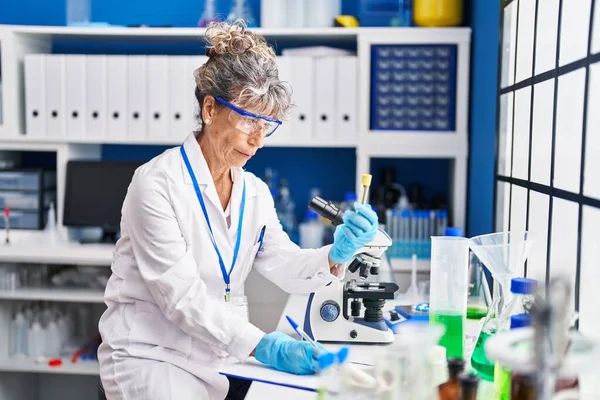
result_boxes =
[97,20,378,400]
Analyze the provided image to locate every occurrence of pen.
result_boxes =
[285,315,318,347]
[256,225,266,254]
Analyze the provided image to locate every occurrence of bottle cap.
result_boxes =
[444,227,463,237]
[459,372,480,388]
[343,192,357,202]
[510,277,538,295]
[447,358,466,377]
[510,313,532,329]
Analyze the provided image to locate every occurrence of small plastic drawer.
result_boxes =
[0,170,56,191]
[0,210,42,229]
[0,190,55,211]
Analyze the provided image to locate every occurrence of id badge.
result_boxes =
[226,295,249,322]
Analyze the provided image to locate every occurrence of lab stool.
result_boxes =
[98,379,106,400]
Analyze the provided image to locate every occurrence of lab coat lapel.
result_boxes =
[180,133,225,216]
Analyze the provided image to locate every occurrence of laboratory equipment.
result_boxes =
[428,235,469,358]
[458,372,480,400]
[413,0,463,27]
[438,358,465,400]
[198,0,217,27]
[403,254,419,303]
[485,277,600,399]
[359,173,372,204]
[304,196,399,344]
[4,206,9,243]
[10,311,28,358]
[468,231,536,381]
[275,184,297,243]
[376,321,444,399]
[228,0,256,28]
[63,161,141,243]
[495,313,533,400]
[466,253,491,320]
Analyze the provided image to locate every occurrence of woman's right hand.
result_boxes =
[253,332,324,375]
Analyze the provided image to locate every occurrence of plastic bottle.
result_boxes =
[10,311,28,358]
[28,320,45,358]
[495,314,532,400]
[45,320,61,358]
[438,358,465,400]
[276,186,297,242]
[198,0,217,27]
[428,345,448,388]
[299,210,325,249]
[227,0,256,27]
[45,201,56,231]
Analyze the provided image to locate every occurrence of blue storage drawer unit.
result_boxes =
[370,44,457,132]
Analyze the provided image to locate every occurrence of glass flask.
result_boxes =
[468,231,536,381]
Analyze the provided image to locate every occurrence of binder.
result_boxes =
[25,55,46,137]
[168,56,190,141]
[45,55,66,137]
[127,56,148,140]
[289,56,315,141]
[335,56,358,143]
[65,55,86,138]
[106,56,128,139]
[186,56,208,134]
[269,56,292,144]
[147,55,169,140]
[314,57,335,141]
[85,55,108,138]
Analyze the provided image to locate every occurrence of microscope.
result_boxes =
[303,193,399,344]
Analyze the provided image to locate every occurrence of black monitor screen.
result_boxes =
[63,161,141,236]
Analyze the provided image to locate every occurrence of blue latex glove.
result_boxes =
[329,202,379,263]
[254,332,325,375]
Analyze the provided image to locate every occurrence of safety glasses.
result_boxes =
[215,97,282,138]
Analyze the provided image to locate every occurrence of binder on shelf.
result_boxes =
[45,55,66,138]
[106,56,128,139]
[85,55,108,138]
[186,56,208,135]
[289,56,315,142]
[24,54,46,137]
[127,56,148,140]
[147,55,169,140]
[168,56,190,141]
[314,57,336,142]
[335,56,358,143]
[65,55,86,138]
[269,56,292,145]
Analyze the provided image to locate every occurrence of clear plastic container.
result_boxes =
[429,236,469,358]
[299,210,325,249]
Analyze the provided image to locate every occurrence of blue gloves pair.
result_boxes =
[329,202,379,264]
[254,332,326,375]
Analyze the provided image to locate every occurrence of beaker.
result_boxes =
[468,231,536,381]
[466,253,491,320]
[429,236,469,359]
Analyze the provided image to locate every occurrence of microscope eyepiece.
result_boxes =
[309,196,345,226]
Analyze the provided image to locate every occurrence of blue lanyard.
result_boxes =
[180,145,246,302]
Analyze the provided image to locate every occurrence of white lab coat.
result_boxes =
[98,132,339,400]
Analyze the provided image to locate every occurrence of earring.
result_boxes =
[204,119,211,124]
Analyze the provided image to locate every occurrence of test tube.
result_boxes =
[429,236,469,359]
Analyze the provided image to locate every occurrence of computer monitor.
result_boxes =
[63,160,142,243]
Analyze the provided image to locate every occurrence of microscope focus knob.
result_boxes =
[319,301,340,322]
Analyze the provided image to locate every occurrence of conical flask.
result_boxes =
[468,231,536,381]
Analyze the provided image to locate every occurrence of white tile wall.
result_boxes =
[535,0,560,74]
[512,87,531,180]
[510,184,528,233]
[527,191,550,285]
[502,3,519,88]
[531,79,554,186]
[559,0,592,66]
[579,206,600,339]
[516,0,537,82]
[498,93,514,177]
[584,63,600,199]
[554,69,586,193]
[549,198,579,313]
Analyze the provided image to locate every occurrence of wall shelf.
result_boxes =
[0,287,105,303]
